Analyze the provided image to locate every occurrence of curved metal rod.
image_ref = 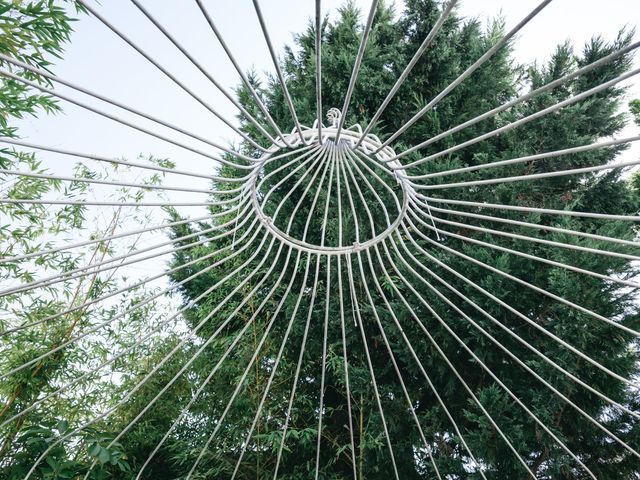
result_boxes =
[272,147,337,474]
[375,240,490,478]
[356,0,458,146]
[426,204,639,248]
[0,68,255,170]
[394,225,640,422]
[421,195,640,221]
[0,200,249,298]
[340,161,441,476]
[99,152,325,477]
[385,229,594,479]
[360,249,443,478]
[128,0,279,147]
[335,0,380,141]
[0,213,212,266]
[427,210,640,262]
[229,253,314,479]
[75,0,268,151]
[393,40,640,161]
[0,137,237,182]
[396,67,640,169]
[134,243,294,480]
[409,200,640,290]
[315,0,323,143]
[0,214,258,337]
[0,53,258,163]
[376,0,553,151]
[412,157,640,190]
[394,222,640,466]
[25,228,277,480]
[406,210,640,340]
[0,215,260,381]
[313,147,338,479]
[194,0,294,148]
[81,234,284,479]
[251,0,307,144]
[0,217,262,430]
[404,134,640,181]
[0,168,214,195]
[336,254,359,480]
[345,252,400,479]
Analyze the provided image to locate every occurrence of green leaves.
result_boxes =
[630,98,640,126]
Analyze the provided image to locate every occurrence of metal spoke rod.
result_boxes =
[405,212,640,339]
[0,68,255,170]
[405,135,640,180]
[409,204,640,302]
[133,241,295,480]
[394,40,640,160]
[412,157,640,190]
[230,253,314,479]
[385,241,537,478]
[0,230,273,431]
[314,256,331,480]
[0,53,257,163]
[251,0,307,144]
[315,0,323,143]
[335,0,380,141]
[100,240,290,480]
[314,147,337,479]
[30,231,278,480]
[0,219,263,380]
[0,217,259,337]
[0,168,215,195]
[0,213,214,266]
[399,67,640,169]
[356,0,458,145]
[377,0,553,150]
[421,195,640,221]
[336,254,358,480]
[194,0,293,148]
[384,232,593,479]
[394,229,640,421]
[376,240,489,479]
[345,253,400,480]
[0,202,248,299]
[185,246,301,478]
[76,0,268,151]
[128,0,280,147]
[0,198,230,207]
[419,207,640,262]
[0,137,239,182]
[357,249,442,478]
[427,204,639,248]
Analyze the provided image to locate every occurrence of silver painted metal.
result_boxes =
[335,0,380,141]
[76,0,269,151]
[356,0,459,146]
[195,0,295,148]
[393,40,640,160]
[251,0,308,144]
[3,2,640,479]
[316,0,323,144]
[0,68,257,169]
[377,0,554,151]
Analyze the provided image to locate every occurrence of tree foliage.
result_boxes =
[157,1,640,479]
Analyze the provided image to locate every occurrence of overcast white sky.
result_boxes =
[9,0,640,265]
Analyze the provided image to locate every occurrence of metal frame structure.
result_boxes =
[0,0,639,478]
